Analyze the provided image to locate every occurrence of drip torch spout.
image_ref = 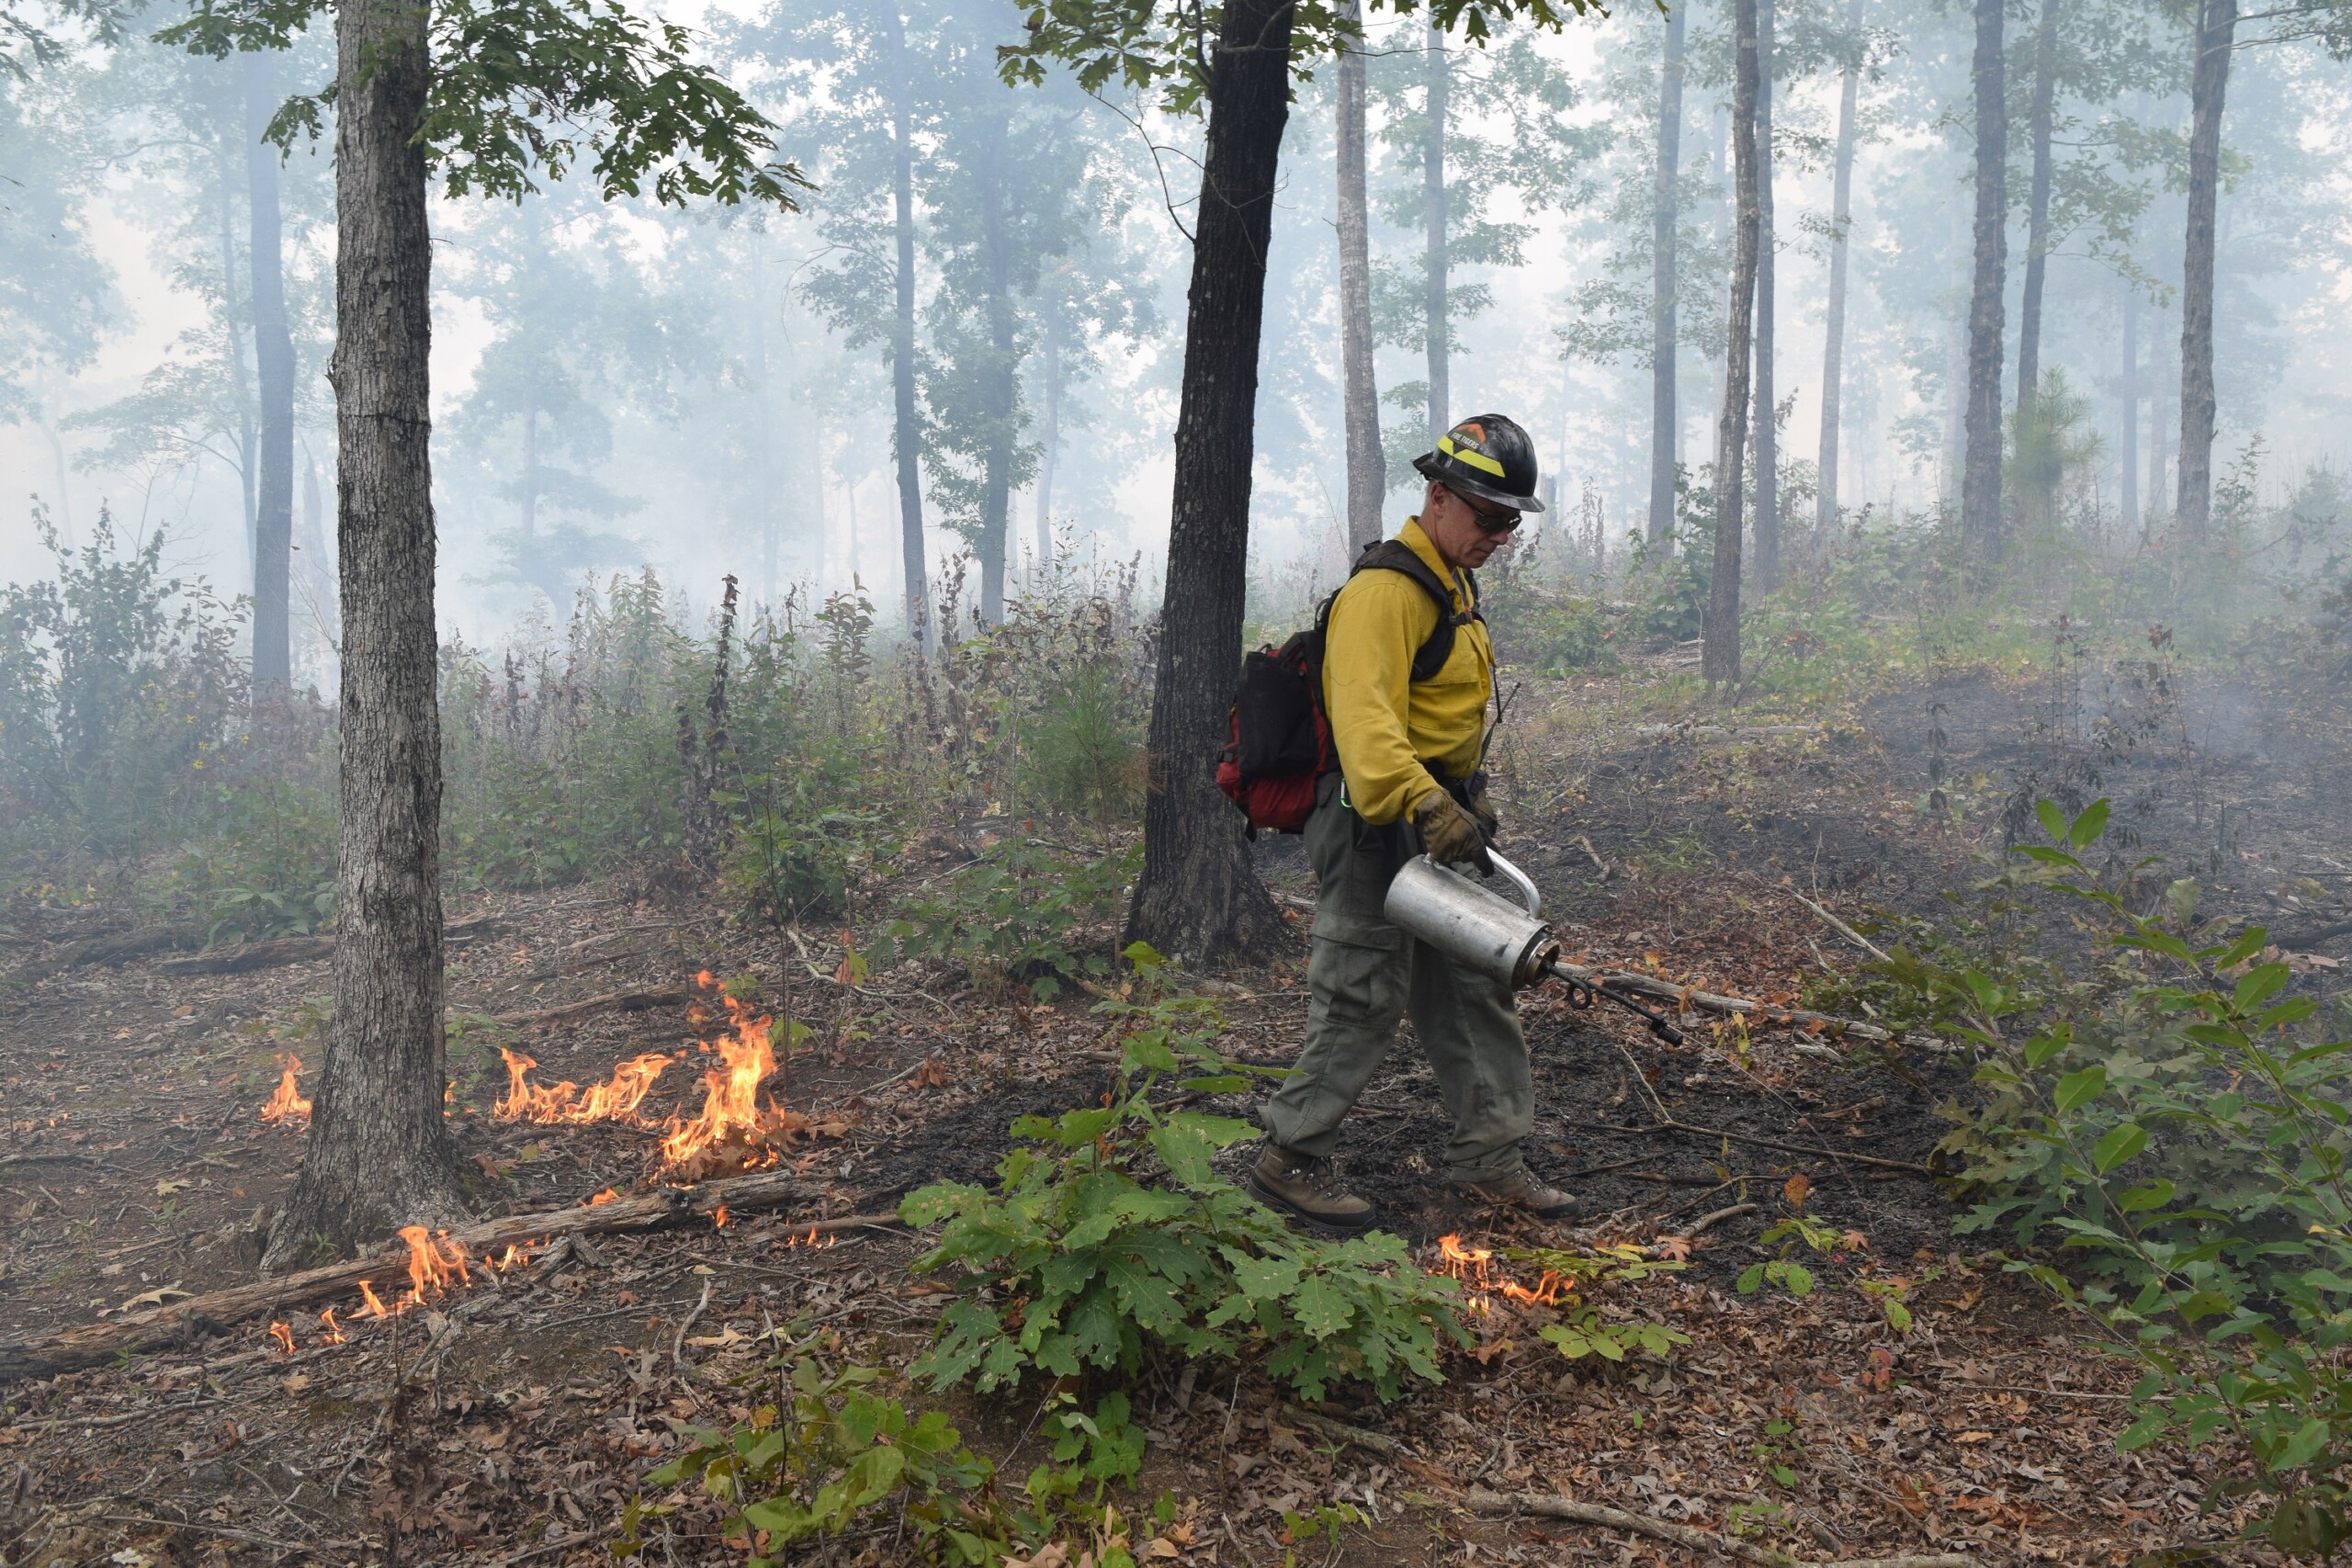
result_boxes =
[1544,960,1686,1045]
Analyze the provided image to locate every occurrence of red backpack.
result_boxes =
[1216,540,1476,835]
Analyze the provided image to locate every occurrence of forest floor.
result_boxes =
[6,638,2351,1567]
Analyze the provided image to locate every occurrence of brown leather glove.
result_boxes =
[1467,785,1499,844]
[1413,791,1495,874]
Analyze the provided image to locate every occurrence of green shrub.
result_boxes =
[882,837,1136,998]
[1014,663,1146,823]
[170,774,338,944]
[901,949,1470,1403]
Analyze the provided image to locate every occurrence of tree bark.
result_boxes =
[977,111,1015,623]
[1815,0,1860,547]
[2015,0,2060,414]
[2175,0,2233,540]
[886,7,930,647]
[212,118,259,574]
[2120,268,2139,532]
[244,53,296,702]
[1423,21,1449,443]
[1336,0,1383,551]
[1702,0,1759,687]
[265,0,469,1272]
[1646,0,1684,548]
[1035,301,1060,563]
[1123,0,1291,965]
[1960,0,2007,565]
[1750,0,1778,593]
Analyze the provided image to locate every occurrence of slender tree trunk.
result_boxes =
[1940,188,1966,506]
[2149,307,2169,511]
[266,0,468,1271]
[885,7,930,647]
[1702,0,1759,687]
[1961,0,2007,565]
[1815,0,1860,546]
[2120,273,2139,533]
[213,119,259,573]
[1123,0,1292,964]
[2176,0,2233,539]
[1646,0,1684,548]
[2016,0,2060,414]
[1336,0,1382,550]
[1423,21,1448,443]
[1035,299,1061,566]
[1750,0,1778,593]
[244,54,296,701]
[977,115,1015,624]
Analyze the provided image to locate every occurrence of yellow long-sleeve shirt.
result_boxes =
[1320,519,1494,827]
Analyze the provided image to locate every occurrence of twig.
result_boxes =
[1577,834,1612,879]
[1466,1491,1973,1567]
[1792,893,1891,963]
[94,1516,353,1554]
[1552,959,1951,1052]
[671,1276,714,1371]
[1688,1201,1759,1236]
[1281,1405,1406,1457]
[495,1532,598,1566]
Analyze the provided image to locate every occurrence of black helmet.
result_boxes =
[1411,414,1545,514]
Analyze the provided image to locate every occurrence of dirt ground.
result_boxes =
[7,644,2349,1567]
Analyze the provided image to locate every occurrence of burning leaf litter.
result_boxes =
[257,1054,310,1126]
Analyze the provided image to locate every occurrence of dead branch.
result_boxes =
[1791,893,1891,964]
[1282,1405,1408,1457]
[153,918,498,977]
[1467,1490,1973,1567]
[1688,1201,1759,1236]
[0,1168,820,1384]
[1548,959,1951,1054]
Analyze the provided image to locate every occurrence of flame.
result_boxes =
[1437,1234,1572,1315]
[587,1187,621,1206]
[492,1243,531,1272]
[319,1307,345,1345]
[495,1048,672,1125]
[268,1320,295,1355]
[710,1204,730,1229]
[1500,1271,1570,1306]
[780,1226,834,1251]
[356,1280,388,1318]
[659,996,794,1172]
[259,1055,311,1126]
[396,1225,471,1307]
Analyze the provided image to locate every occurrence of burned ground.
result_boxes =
[6,651,2348,1565]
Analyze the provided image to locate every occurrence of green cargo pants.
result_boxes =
[1257,771,1534,1181]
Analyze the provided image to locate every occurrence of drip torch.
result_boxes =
[1382,850,1686,1044]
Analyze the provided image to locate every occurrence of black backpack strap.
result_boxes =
[1347,538,1476,682]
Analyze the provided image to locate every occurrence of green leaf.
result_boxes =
[2269,1417,2333,1473]
[2067,798,2110,848]
[1290,1274,1357,1338]
[2093,1122,2149,1173]
[2234,964,2291,1013]
[2116,1179,2176,1213]
[2053,1066,2108,1113]
[2035,798,2069,844]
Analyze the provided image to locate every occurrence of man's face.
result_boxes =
[1421,481,1521,570]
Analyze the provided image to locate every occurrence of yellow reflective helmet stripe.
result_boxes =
[1438,434,1507,478]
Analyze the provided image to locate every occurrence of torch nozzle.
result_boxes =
[1545,962,1687,1046]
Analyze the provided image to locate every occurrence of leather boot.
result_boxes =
[1249,1143,1375,1230]
[1455,1168,1577,1221]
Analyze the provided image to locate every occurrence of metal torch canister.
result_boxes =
[1381,849,1559,990]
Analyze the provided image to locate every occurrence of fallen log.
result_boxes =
[1549,960,1953,1054]
[156,917,500,977]
[1467,1490,1972,1568]
[0,1167,820,1384]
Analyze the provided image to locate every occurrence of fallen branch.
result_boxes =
[1791,893,1891,964]
[1283,1405,1408,1457]
[492,987,692,1029]
[0,1168,820,1384]
[155,918,498,977]
[1466,1490,1972,1568]
[1549,960,1951,1055]
[1687,1201,1759,1236]
[1561,1118,1928,1177]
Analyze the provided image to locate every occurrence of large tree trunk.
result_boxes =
[1749,0,1778,593]
[1123,0,1291,965]
[244,53,296,702]
[1815,0,1860,547]
[1960,0,2007,565]
[1423,20,1448,442]
[2015,0,2060,414]
[265,0,469,1272]
[1336,0,1382,551]
[1645,0,1684,548]
[977,113,1015,624]
[2175,0,2233,540]
[1702,0,1759,687]
[886,7,930,647]
[2120,268,2139,533]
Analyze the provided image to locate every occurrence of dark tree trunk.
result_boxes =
[1423,21,1449,443]
[265,0,469,1271]
[1336,0,1382,551]
[1961,0,2007,564]
[1702,0,1759,687]
[2176,0,2233,539]
[2120,269,2139,532]
[1646,0,1684,548]
[977,113,1015,623]
[2016,0,2060,414]
[1123,0,1291,965]
[1750,0,1778,593]
[886,7,930,646]
[1815,0,1860,545]
[244,53,295,701]
[1035,303,1061,564]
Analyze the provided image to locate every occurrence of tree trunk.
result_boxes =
[886,7,930,647]
[266,0,469,1272]
[1123,0,1292,965]
[1702,0,1759,687]
[2175,0,2233,540]
[1035,302,1060,565]
[2015,0,2060,414]
[212,118,259,574]
[1423,21,1448,443]
[1960,0,2007,565]
[1336,0,1383,550]
[977,113,1015,624]
[1646,0,1684,548]
[244,54,296,702]
[2149,309,2169,512]
[1815,0,1860,546]
[1750,0,1778,593]
[2120,270,2139,533]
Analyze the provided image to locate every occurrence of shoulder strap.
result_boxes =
[1345,538,1477,682]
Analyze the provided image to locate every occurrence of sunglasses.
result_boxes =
[1446,487,1522,534]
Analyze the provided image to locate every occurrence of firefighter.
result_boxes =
[1250,414,1576,1229]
